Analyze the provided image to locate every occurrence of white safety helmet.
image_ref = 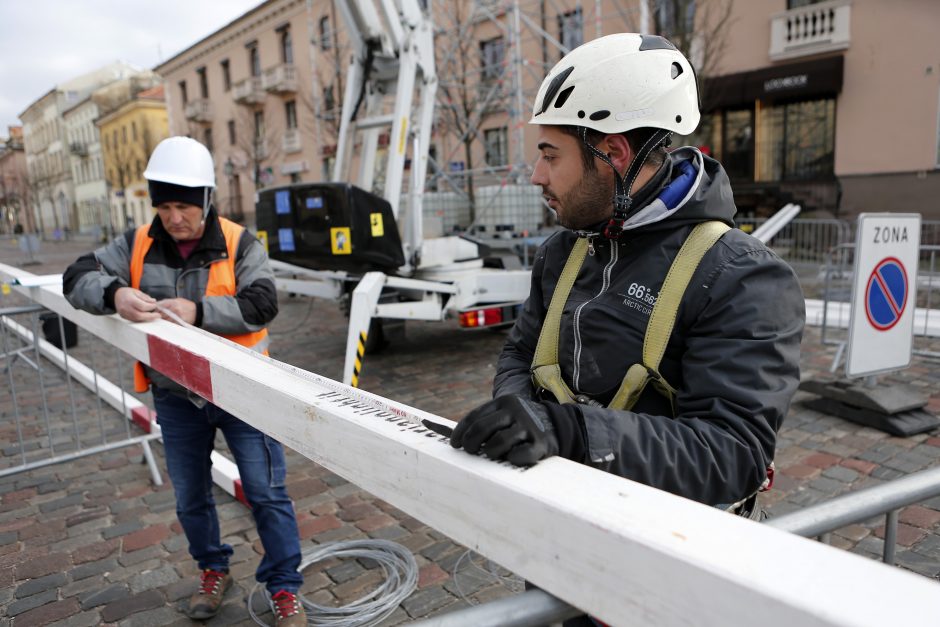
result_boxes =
[530,33,700,136]
[143,136,216,189]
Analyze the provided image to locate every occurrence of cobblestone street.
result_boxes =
[1,235,939,626]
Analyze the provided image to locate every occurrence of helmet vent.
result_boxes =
[555,86,575,109]
[676,115,682,123]
[578,111,585,119]
[537,66,575,115]
[671,62,683,79]
[589,110,610,121]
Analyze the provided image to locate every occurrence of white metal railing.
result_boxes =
[4,262,939,626]
[769,0,851,61]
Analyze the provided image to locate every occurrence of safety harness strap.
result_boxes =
[532,221,729,413]
[531,237,588,404]
[609,220,730,411]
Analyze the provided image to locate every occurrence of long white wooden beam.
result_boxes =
[2,263,938,626]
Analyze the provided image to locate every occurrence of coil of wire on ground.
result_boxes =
[248,538,418,626]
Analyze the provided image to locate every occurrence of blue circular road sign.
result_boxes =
[865,257,908,331]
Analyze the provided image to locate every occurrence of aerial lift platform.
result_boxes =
[257,0,531,386]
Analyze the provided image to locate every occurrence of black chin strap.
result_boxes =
[580,127,672,240]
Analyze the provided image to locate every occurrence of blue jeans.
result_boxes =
[153,387,303,593]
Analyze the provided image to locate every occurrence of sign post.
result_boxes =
[846,213,921,378]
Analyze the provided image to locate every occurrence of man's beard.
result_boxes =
[544,167,614,231]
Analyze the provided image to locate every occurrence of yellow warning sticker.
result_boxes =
[370,213,384,237]
[331,227,352,255]
[256,230,268,253]
[1,283,10,295]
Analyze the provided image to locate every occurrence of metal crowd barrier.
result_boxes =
[0,303,163,484]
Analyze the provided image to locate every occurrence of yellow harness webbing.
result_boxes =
[532,221,731,413]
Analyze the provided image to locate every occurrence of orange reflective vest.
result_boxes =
[130,218,269,392]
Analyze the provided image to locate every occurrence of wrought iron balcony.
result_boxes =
[770,0,851,61]
[262,64,297,94]
[69,142,88,157]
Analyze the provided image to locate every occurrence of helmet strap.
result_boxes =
[579,127,672,239]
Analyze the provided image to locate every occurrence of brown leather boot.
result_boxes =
[271,590,307,626]
[186,569,233,619]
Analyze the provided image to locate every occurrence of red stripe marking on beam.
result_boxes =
[130,406,156,433]
[233,479,251,507]
[146,335,214,403]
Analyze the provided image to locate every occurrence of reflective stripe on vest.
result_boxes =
[130,218,270,392]
[532,221,730,414]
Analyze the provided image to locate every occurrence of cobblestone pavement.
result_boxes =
[1,235,939,626]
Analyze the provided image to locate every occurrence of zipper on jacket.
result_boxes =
[572,237,618,391]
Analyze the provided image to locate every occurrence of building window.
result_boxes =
[480,37,506,82]
[228,120,237,145]
[221,59,231,91]
[122,126,128,144]
[757,98,835,181]
[319,16,331,50]
[654,0,696,39]
[279,25,293,64]
[720,109,753,181]
[248,43,261,77]
[132,121,138,141]
[936,86,940,167]
[484,127,508,166]
[136,159,143,179]
[197,66,209,98]
[285,100,298,129]
[558,9,583,53]
[324,85,335,112]
[254,111,265,141]
[179,80,188,105]
[204,128,214,153]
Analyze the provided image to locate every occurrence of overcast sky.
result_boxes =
[0,0,264,133]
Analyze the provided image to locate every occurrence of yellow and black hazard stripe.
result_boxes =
[351,331,367,387]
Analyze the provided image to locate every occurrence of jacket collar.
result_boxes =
[147,206,227,253]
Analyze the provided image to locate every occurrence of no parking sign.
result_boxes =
[846,213,921,378]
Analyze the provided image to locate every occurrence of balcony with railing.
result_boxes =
[282,129,302,154]
[184,99,213,123]
[252,137,269,161]
[69,142,87,157]
[770,0,851,61]
[262,64,297,94]
[233,77,265,106]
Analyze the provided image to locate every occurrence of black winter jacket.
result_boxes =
[495,148,805,506]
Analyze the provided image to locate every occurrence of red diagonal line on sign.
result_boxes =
[873,268,902,318]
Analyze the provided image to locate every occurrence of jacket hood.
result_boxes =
[620,146,737,233]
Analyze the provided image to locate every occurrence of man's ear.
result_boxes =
[597,134,633,174]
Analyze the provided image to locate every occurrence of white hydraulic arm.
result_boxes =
[333,0,437,270]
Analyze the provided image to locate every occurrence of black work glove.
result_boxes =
[451,395,586,467]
